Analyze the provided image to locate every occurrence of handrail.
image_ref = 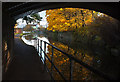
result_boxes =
[35,37,116,81]
[40,46,67,81]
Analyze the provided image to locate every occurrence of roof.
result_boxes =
[23,24,36,31]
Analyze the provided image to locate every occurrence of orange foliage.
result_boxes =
[46,8,95,32]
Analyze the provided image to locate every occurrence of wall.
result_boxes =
[2,11,15,79]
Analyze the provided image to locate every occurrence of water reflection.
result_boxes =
[21,34,102,80]
[46,41,103,80]
[21,33,119,80]
[22,34,49,63]
[22,34,35,46]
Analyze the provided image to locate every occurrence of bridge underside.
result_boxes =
[2,2,119,20]
[2,2,119,80]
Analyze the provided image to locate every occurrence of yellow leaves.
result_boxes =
[72,23,75,27]
[60,8,63,11]
[93,11,96,13]
[65,8,72,10]
[53,25,55,27]
[61,19,65,23]
[53,25,57,28]
[67,23,70,26]
[80,23,82,25]
[66,58,69,61]
[47,27,53,31]
[46,8,94,32]
[60,25,62,27]
[65,22,67,24]
[63,60,66,62]
[53,30,55,32]
[83,11,87,13]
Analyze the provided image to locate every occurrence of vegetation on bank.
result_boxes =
[14,33,32,37]
[45,8,120,56]
[15,8,120,56]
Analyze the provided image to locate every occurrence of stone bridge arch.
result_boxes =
[2,2,119,79]
[3,2,119,20]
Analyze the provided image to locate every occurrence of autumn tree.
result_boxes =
[46,8,95,32]
[30,13,42,24]
[89,13,120,47]
[23,13,42,25]
[23,16,32,24]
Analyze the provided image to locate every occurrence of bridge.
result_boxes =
[2,2,119,81]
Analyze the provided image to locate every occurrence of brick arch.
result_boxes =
[3,2,119,20]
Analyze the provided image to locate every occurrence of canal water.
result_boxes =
[21,33,119,80]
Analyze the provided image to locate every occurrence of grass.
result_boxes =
[14,33,32,37]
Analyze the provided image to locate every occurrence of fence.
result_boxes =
[34,37,115,81]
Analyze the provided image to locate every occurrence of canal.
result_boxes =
[21,32,120,80]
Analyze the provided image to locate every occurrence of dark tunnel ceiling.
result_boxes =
[2,2,119,20]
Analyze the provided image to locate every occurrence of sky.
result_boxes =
[16,10,48,28]
[38,10,48,28]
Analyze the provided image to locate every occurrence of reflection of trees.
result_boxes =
[25,35,33,40]
[45,41,99,80]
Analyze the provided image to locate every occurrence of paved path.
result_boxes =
[4,34,51,80]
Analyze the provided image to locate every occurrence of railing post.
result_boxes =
[51,46,54,79]
[38,39,39,53]
[44,41,46,70]
[34,40,35,48]
[40,40,42,58]
[36,39,37,49]
[70,58,73,81]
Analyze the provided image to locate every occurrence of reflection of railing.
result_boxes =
[35,37,115,81]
